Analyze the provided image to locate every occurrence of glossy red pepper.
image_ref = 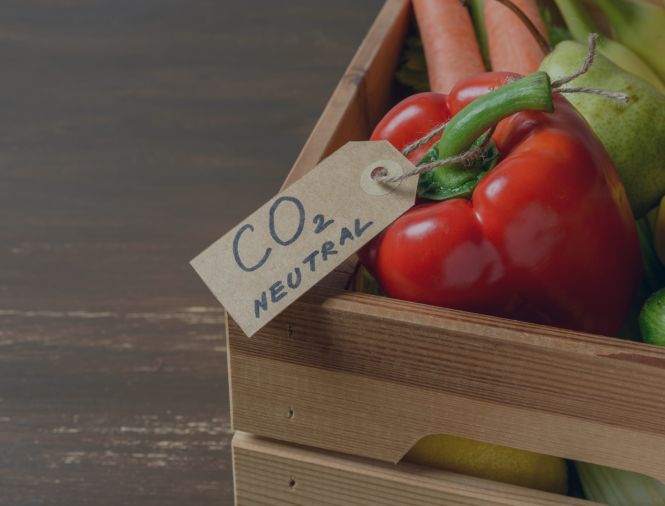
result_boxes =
[371,92,450,163]
[360,71,641,335]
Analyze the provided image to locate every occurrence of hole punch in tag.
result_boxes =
[360,159,404,196]
[190,140,418,337]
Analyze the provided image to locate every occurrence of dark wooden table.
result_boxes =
[0,1,383,503]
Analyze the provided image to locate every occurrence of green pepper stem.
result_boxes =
[430,72,554,185]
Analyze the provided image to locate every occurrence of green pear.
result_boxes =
[540,41,665,217]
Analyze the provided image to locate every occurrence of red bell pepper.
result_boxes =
[360,71,641,335]
[371,91,450,164]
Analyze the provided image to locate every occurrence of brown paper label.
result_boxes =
[190,141,417,337]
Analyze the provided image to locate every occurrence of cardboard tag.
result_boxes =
[191,140,417,337]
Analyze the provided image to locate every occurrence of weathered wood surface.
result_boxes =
[233,433,598,506]
[284,0,410,189]
[0,1,383,504]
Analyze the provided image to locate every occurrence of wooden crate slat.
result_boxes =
[233,432,597,506]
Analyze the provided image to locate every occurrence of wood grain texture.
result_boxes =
[0,0,384,504]
[233,432,598,506]
[228,286,665,483]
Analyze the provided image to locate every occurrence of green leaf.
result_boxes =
[576,461,665,505]
[355,266,384,296]
[639,287,665,345]
[637,218,665,293]
[468,0,491,70]
[616,217,665,341]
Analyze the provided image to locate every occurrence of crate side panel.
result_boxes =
[233,433,597,506]
[230,350,665,483]
[229,288,665,482]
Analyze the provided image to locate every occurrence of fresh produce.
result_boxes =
[639,287,665,345]
[412,0,485,93]
[610,219,659,340]
[613,217,665,340]
[484,0,548,74]
[370,92,449,164]
[576,462,665,506]
[540,2,572,46]
[360,71,642,336]
[540,41,665,217]
[376,1,665,500]
[636,217,665,294]
[653,196,665,265]
[405,434,567,494]
[554,0,665,92]
[594,0,665,85]
[468,0,491,69]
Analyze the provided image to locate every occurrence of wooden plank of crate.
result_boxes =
[280,0,410,190]
[228,286,665,483]
[233,432,597,506]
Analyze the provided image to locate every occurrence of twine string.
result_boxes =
[375,128,495,183]
[556,86,629,102]
[401,122,448,157]
[552,33,629,103]
[551,33,599,88]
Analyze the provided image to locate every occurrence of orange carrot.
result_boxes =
[484,0,549,74]
[413,0,485,94]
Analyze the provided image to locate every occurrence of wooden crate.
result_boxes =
[229,0,665,503]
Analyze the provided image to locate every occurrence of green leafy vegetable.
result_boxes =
[639,287,665,346]
[540,2,572,46]
[616,218,665,341]
[354,266,383,296]
[468,0,491,69]
[576,462,665,506]
[637,217,665,294]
